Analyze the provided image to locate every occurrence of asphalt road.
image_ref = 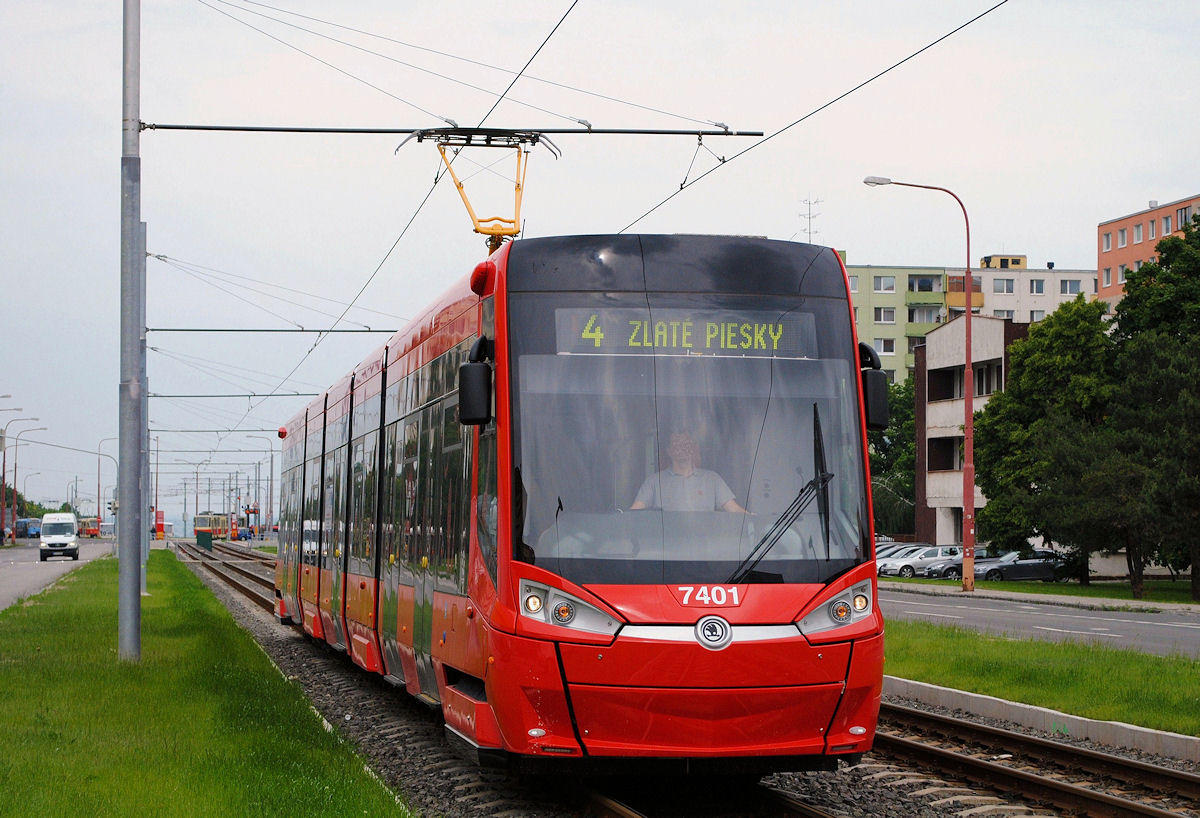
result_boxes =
[0,538,115,611]
[879,583,1200,659]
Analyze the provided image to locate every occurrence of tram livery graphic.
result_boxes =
[274,234,889,773]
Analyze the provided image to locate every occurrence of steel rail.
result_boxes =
[873,731,1187,817]
[882,702,1200,800]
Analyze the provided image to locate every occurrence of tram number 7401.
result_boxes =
[677,585,741,606]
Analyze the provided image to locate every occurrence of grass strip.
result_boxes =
[0,552,407,817]
[885,618,1200,736]
[884,576,1197,606]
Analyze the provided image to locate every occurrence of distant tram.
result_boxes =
[193,512,231,540]
[275,235,889,774]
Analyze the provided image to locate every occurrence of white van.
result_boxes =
[39,512,79,561]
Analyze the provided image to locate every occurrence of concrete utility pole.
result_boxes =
[119,0,144,660]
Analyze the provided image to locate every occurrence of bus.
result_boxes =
[275,234,889,773]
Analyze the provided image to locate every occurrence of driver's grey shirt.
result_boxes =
[633,467,735,511]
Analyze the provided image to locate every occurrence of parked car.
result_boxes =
[877,544,949,578]
[875,542,918,561]
[923,550,1017,580]
[974,549,1067,582]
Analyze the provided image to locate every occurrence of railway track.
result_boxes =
[176,539,275,613]
[877,701,1200,816]
[177,551,1197,817]
[585,783,844,818]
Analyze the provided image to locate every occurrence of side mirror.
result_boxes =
[859,342,889,431]
[459,336,493,426]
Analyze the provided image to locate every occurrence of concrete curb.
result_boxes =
[884,675,1200,763]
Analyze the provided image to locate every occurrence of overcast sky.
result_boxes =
[2,0,1197,525]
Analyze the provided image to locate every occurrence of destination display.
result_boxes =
[554,308,816,358]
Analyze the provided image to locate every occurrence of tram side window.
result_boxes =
[476,427,498,584]
[348,430,378,576]
[439,397,469,593]
[401,417,420,566]
[380,421,400,567]
[303,455,322,566]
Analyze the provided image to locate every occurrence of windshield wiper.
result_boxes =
[727,404,833,583]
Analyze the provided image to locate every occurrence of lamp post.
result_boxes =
[2,415,34,540]
[864,175,977,592]
[248,435,275,538]
[11,426,47,541]
[24,472,40,508]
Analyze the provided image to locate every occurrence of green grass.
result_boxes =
[885,618,1200,736]
[0,552,407,817]
[885,576,1197,606]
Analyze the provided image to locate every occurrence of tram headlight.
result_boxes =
[518,580,620,637]
[552,600,576,624]
[523,588,545,615]
[800,581,875,636]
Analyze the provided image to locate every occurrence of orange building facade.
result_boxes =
[1096,195,1200,306]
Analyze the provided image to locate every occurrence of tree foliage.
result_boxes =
[973,296,1115,561]
[974,214,1200,599]
[869,378,916,535]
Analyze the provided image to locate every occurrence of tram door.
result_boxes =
[413,403,439,697]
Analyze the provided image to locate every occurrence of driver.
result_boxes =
[630,431,747,513]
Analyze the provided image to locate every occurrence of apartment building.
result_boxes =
[912,315,1029,545]
[1097,194,1200,307]
[848,258,1091,383]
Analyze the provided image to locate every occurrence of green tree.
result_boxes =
[1113,214,1200,343]
[1112,215,1200,601]
[973,296,1116,577]
[869,378,916,535]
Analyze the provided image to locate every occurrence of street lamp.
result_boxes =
[2,416,38,540]
[864,175,977,592]
[12,426,48,536]
[24,472,40,504]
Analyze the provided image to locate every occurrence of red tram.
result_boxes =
[275,234,890,773]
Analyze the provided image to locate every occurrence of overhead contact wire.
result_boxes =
[620,0,1012,232]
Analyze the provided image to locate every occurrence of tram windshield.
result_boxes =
[508,292,869,587]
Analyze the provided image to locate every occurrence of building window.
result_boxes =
[1103,232,1112,252]
[848,275,858,293]
[1179,206,1193,229]
[1118,265,1127,284]
[873,275,895,293]
[874,338,896,355]
[993,278,1014,293]
[853,306,858,321]
[883,370,896,384]
[993,309,1014,319]
[874,307,895,324]
[908,306,940,323]
[1029,278,1044,294]
[1060,279,1081,295]
[1103,268,1112,287]
[1164,215,1173,234]
[1134,223,1143,243]
[1117,228,1127,248]
[908,276,939,292]
[1030,310,1045,321]
[1149,219,1156,240]
[907,336,924,353]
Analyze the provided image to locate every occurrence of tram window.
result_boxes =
[476,427,499,584]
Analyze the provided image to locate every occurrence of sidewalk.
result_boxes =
[880,578,1200,615]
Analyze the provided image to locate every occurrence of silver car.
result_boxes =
[879,544,961,578]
